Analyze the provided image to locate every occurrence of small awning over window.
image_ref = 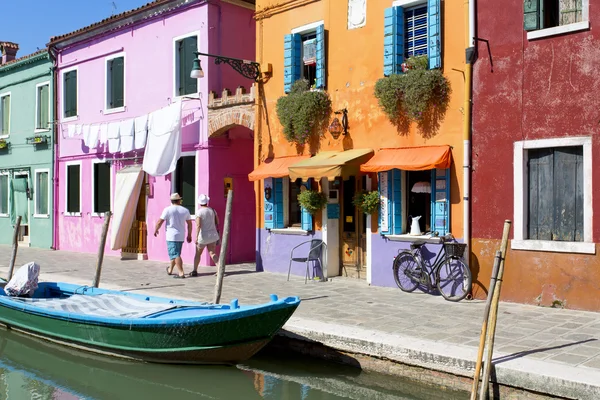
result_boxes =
[248,155,310,181]
[288,149,374,181]
[360,145,451,172]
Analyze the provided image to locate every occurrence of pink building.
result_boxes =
[49,0,257,266]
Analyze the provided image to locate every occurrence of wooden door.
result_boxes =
[124,173,147,255]
[340,176,366,279]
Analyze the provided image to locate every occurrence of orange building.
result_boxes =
[250,0,473,293]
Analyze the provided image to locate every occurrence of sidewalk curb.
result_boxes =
[280,317,600,400]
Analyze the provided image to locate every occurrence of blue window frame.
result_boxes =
[404,6,428,58]
[264,177,313,231]
[284,24,326,93]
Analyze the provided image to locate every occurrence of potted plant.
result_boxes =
[32,135,46,144]
[276,79,332,145]
[297,189,328,215]
[0,139,7,149]
[352,190,380,215]
[374,55,451,134]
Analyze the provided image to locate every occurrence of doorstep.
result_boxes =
[120,252,148,261]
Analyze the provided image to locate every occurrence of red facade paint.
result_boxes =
[471,1,600,310]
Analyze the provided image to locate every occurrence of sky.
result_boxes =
[0,0,152,56]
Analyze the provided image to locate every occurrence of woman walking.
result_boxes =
[190,194,221,277]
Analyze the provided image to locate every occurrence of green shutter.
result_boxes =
[67,165,80,213]
[64,71,77,118]
[37,171,49,215]
[178,37,198,96]
[179,156,196,215]
[1,95,10,134]
[94,163,111,213]
[110,57,124,109]
[0,175,7,214]
[38,85,49,130]
[524,0,540,31]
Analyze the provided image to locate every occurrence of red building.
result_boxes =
[471,1,599,310]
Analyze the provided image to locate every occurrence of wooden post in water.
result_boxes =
[478,220,511,400]
[7,216,22,281]
[470,249,502,400]
[92,211,112,288]
[213,190,233,304]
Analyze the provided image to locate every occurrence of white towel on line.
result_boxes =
[108,122,120,153]
[67,124,76,138]
[76,124,83,136]
[99,124,109,145]
[119,119,135,153]
[142,102,182,176]
[82,125,91,147]
[134,114,148,150]
[87,124,100,149]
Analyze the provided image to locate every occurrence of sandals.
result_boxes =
[173,274,185,279]
[166,266,173,276]
[189,271,198,277]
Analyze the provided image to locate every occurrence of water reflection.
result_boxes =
[0,328,466,400]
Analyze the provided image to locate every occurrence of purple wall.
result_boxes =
[54,1,256,265]
[257,229,323,278]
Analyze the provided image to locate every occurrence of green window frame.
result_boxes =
[63,70,78,119]
[36,84,50,131]
[0,173,8,215]
[107,56,125,110]
[0,94,11,136]
[66,164,81,214]
[176,36,198,97]
[34,170,49,216]
[93,162,111,214]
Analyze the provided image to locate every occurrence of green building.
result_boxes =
[0,42,54,248]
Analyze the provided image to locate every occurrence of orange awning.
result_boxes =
[360,145,452,172]
[288,149,374,181]
[248,155,310,181]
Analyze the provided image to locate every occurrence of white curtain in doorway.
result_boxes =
[110,166,144,250]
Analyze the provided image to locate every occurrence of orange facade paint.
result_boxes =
[471,239,600,311]
[254,0,468,237]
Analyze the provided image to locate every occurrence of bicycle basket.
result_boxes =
[444,243,466,258]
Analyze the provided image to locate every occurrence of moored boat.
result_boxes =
[0,282,300,364]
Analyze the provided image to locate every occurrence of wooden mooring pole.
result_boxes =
[213,190,233,304]
[7,216,22,281]
[470,249,502,400]
[92,211,112,288]
[477,220,511,400]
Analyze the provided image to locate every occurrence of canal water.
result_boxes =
[0,329,467,399]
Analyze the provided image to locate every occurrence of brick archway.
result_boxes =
[207,85,255,137]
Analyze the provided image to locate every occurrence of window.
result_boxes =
[93,162,111,214]
[0,93,10,136]
[106,55,125,111]
[173,155,196,215]
[379,168,450,236]
[384,0,441,75]
[513,138,593,254]
[0,173,8,216]
[284,22,326,93]
[175,35,198,97]
[66,163,81,214]
[63,69,78,119]
[35,83,50,131]
[525,0,589,39]
[264,177,313,231]
[34,170,49,216]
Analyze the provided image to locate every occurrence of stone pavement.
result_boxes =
[0,246,599,399]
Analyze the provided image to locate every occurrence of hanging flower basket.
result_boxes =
[26,135,48,145]
[297,189,328,214]
[352,190,380,215]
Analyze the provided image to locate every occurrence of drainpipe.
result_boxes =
[49,46,59,250]
[463,0,476,266]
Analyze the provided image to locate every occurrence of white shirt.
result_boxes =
[160,205,191,242]
[196,206,220,245]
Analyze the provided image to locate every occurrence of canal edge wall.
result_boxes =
[278,317,600,400]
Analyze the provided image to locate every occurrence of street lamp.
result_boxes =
[190,52,261,82]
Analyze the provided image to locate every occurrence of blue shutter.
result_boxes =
[301,179,313,231]
[273,178,285,229]
[524,0,540,31]
[384,7,404,76]
[264,178,275,230]
[427,0,441,69]
[378,172,392,234]
[430,168,450,236]
[284,34,302,93]
[316,24,326,89]
[392,169,403,234]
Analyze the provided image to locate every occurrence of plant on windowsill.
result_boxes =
[276,79,332,145]
[297,189,328,215]
[0,139,7,149]
[352,190,380,215]
[374,55,451,136]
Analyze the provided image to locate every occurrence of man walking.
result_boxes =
[190,194,220,277]
[154,193,192,279]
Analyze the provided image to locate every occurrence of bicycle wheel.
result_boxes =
[393,251,420,292]
[436,257,472,302]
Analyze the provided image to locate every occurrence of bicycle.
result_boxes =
[392,234,472,302]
